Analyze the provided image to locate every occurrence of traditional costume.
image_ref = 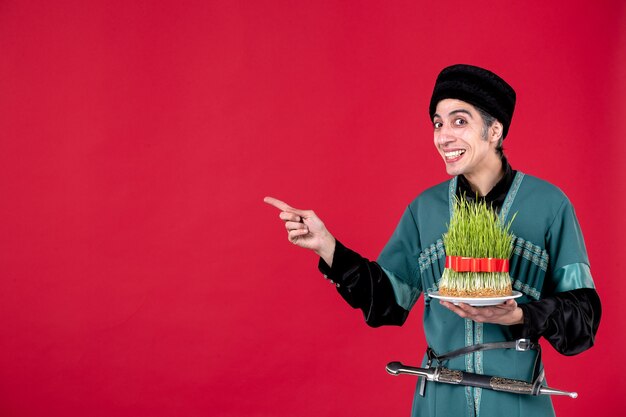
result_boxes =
[318,65,601,417]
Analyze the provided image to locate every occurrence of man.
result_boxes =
[265,64,601,417]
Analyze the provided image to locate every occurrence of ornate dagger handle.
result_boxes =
[386,362,577,398]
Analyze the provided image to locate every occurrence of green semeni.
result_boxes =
[439,197,516,297]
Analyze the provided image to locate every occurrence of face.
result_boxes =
[432,99,500,178]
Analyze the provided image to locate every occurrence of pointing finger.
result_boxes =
[263,196,292,210]
[264,196,307,216]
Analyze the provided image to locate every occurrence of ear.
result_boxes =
[489,121,503,143]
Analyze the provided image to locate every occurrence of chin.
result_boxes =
[445,164,463,177]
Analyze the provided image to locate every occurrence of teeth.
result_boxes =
[445,150,466,158]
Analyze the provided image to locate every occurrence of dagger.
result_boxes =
[386,361,577,398]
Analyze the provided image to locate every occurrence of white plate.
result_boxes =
[427,290,522,306]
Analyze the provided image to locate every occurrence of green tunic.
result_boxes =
[377,172,595,417]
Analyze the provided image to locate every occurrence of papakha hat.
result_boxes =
[429,64,516,138]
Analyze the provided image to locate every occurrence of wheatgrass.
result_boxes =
[438,197,516,297]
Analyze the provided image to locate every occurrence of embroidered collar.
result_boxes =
[456,157,517,211]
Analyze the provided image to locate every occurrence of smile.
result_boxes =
[444,150,466,160]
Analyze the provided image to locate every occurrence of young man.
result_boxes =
[265,64,601,417]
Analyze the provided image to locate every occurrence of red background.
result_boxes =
[1,1,625,416]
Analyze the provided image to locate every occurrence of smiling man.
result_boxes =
[265,64,601,417]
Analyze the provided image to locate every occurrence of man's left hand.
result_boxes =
[440,299,523,325]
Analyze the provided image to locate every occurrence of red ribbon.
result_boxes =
[445,256,509,273]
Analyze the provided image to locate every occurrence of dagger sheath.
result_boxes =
[386,361,577,398]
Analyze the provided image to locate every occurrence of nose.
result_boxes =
[436,129,454,146]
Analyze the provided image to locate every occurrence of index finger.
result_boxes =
[263,196,305,215]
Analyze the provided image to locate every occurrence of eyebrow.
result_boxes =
[433,109,474,119]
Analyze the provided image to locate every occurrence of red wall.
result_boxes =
[1,1,624,416]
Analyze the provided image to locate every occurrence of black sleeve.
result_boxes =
[318,240,409,327]
[512,288,601,356]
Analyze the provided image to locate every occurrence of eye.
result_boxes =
[454,118,466,126]
[433,121,443,129]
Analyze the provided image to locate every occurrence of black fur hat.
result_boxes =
[429,64,516,138]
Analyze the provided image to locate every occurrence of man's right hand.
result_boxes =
[264,196,336,266]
